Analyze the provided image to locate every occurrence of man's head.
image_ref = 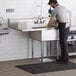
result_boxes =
[48,0,58,8]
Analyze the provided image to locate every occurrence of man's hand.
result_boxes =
[45,24,50,29]
[45,24,49,28]
[45,16,54,29]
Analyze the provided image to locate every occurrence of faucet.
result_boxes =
[34,16,45,24]
[34,0,45,24]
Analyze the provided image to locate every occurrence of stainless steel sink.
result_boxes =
[8,17,50,30]
[0,28,9,35]
[0,23,9,35]
[0,17,9,35]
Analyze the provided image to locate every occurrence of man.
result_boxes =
[46,0,70,64]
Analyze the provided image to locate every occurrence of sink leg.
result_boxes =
[56,40,60,59]
[41,41,44,62]
[32,39,34,59]
[46,41,48,57]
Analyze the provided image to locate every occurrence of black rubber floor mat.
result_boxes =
[16,62,76,74]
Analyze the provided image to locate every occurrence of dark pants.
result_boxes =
[58,22,69,62]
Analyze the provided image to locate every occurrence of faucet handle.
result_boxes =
[34,19,38,24]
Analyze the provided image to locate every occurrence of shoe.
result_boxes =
[55,59,68,64]
[63,60,69,64]
[56,58,62,62]
[55,58,62,64]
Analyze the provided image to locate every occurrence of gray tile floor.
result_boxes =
[0,58,76,76]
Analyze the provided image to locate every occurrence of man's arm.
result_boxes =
[46,16,54,28]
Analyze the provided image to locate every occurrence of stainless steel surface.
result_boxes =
[32,26,46,29]
[41,41,44,62]
[32,39,34,59]
[0,29,9,35]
